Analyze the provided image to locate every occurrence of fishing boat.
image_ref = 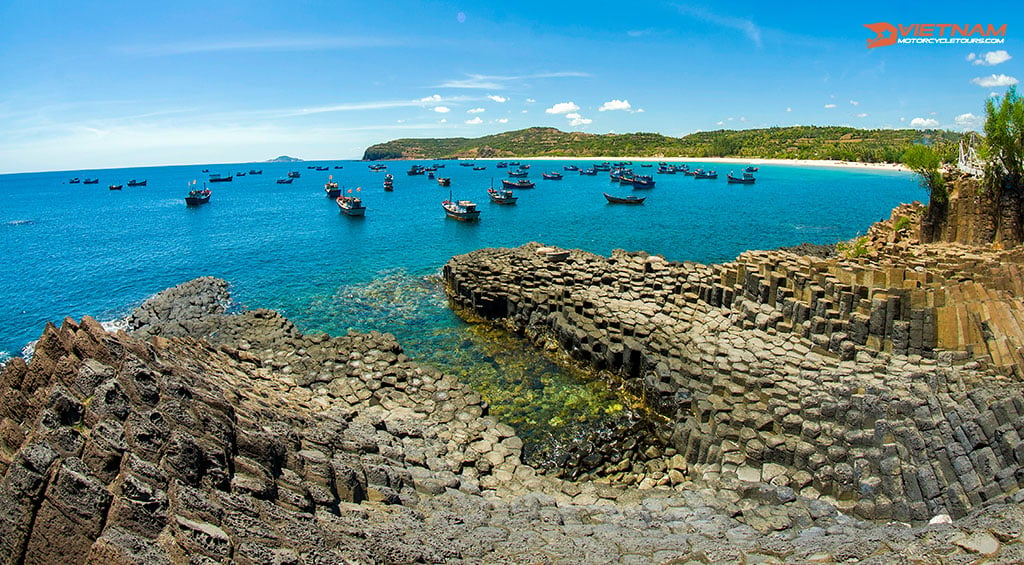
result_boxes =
[209,174,233,183]
[83,178,99,184]
[437,177,451,187]
[108,184,123,190]
[202,169,209,173]
[68,177,81,184]
[640,163,653,168]
[324,176,341,197]
[425,166,438,172]
[460,162,475,167]
[184,182,211,206]
[407,165,425,176]
[744,166,759,173]
[287,171,300,178]
[632,175,656,188]
[368,164,387,171]
[694,170,718,179]
[603,192,646,204]
[307,166,316,169]
[315,166,329,171]
[542,172,563,180]
[473,166,487,171]
[337,188,366,216]
[657,167,676,174]
[276,177,294,184]
[434,164,445,168]
[249,169,263,175]
[502,178,535,189]
[496,162,508,168]
[487,187,518,205]
[127,179,147,187]
[236,172,246,177]
[563,165,579,171]
[579,168,598,176]
[442,195,480,221]
[383,174,394,191]
[727,172,756,184]
[518,164,530,170]
[334,166,344,170]
[508,161,520,166]
[593,163,611,171]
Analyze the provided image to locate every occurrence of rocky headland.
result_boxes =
[3,197,1024,561]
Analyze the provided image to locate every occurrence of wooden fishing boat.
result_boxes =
[727,172,756,184]
[579,168,598,176]
[209,174,233,183]
[563,165,579,171]
[487,187,518,205]
[127,179,147,187]
[276,177,294,184]
[694,170,718,179]
[744,166,759,173]
[337,191,366,216]
[508,170,529,178]
[542,172,563,180]
[603,192,645,204]
[383,173,394,191]
[185,182,211,205]
[68,177,81,184]
[108,184,123,190]
[407,165,425,176]
[437,177,451,187]
[83,178,99,184]
[631,175,655,188]
[501,179,535,189]
[249,169,263,175]
[442,198,480,221]
[473,166,486,171]
[324,176,341,198]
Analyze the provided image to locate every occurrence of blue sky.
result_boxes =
[0,1,1019,172]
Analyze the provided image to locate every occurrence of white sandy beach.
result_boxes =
[474,156,911,173]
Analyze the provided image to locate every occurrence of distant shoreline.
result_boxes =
[466,156,911,173]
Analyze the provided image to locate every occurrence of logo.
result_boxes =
[865,23,898,48]
[865,22,1007,48]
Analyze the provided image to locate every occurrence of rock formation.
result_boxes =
[2,275,1024,562]
[444,239,1024,525]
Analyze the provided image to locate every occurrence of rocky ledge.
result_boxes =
[2,277,1024,563]
[444,235,1024,525]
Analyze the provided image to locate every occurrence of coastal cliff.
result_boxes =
[444,238,1024,524]
[4,278,1024,562]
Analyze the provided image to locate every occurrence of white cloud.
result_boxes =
[467,107,485,114]
[636,108,644,113]
[546,101,580,114]
[569,117,592,126]
[967,53,977,62]
[497,118,509,124]
[739,116,747,122]
[824,104,837,108]
[565,112,581,119]
[971,74,1019,87]
[855,113,868,118]
[434,71,590,90]
[440,118,447,123]
[674,5,761,47]
[420,94,442,102]
[487,95,508,103]
[716,121,725,125]
[849,100,859,106]
[955,113,982,127]
[910,117,939,128]
[973,50,1012,66]
[786,107,792,112]
[599,99,632,112]
[991,91,1001,98]
[465,116,483,124]
[433,106,450,113]
[525,98,536,103]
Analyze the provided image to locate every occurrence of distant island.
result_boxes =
[267,155,303,162]
[363,126,962,163]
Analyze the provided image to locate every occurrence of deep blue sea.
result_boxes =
[0,159,921,454]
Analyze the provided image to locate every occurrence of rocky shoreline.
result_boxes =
[1,265,1023,561]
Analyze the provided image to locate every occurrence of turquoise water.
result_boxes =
[0,160,921,358]
[0,160,920,452]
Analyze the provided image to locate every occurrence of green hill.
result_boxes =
[362,126,963,163]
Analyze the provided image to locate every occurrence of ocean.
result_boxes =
[0,160,922,458]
